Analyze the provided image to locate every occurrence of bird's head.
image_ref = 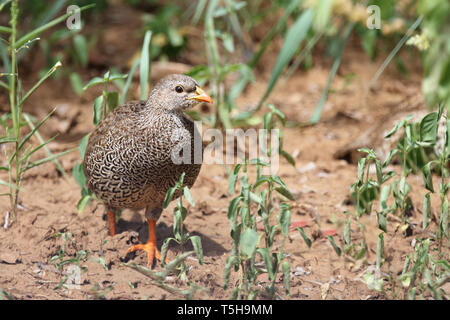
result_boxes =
[147,74,213,111]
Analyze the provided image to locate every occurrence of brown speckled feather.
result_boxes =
[83,75,203,221]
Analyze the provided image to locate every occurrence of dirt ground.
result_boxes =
[0,4,448,300]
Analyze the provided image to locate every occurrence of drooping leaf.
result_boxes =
[240,229,258,258]
[183,186,195,206]
[297,227,312,248]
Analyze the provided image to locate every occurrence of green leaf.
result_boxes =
[357,157,366,183]
[223,256,238,290]
[327,236,341,256]
[0,136,15,144]
[278,203,291,236]
[79,134,90,160]
[419,112,438,143]
[249,191,262,204]
[363,272,384,292]
[77,194,92,214]
[190,235,203,265]
[106,92,119,112]
[385,115,413,138]
[183,186,195,206]
[18,61,62,108]
[69,72,84,96]
[375,159,382,185]
[107,73,128,82]
[253,176,271,189]
[227,196,241,222]
[380,185,391,210]
[0,179,11,187]
[282,261,290,295]
[256,248,275,280]
[72,163,86,189]
[383,149,398,168]
[93,95,104,125]
[73,34,88,67]
[17,108,56,152]
[140,31,152,100]
[297,227,312,248]
[228,170,239,195]
[160,237,174,267]
[344,218,351,245]
[83,77,104,90]
[258,9,313,109]
[440,199,448,238]
[22,148,75,172]
[422,162,434,193]
[280,150,296,166]
[263,112,272,131]
[377,211,387,233]
[275,186,295,201]
[120,59,140,105]
[376,233,384,269]
[240,229,258,258]
[423,193,431,231]
[163,187,176,209]
[313,0,334,32]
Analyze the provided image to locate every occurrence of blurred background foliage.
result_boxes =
[1,0,449,117]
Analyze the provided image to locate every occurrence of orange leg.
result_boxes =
[106,211,117,236]
[126,218,163,267]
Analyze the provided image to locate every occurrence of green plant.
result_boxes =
[141,4,188,60]
[0,288,15,300]
[224,157,293,299]
[48,231,89,290]
[416,0,450,109]
[398,238,449,300]
[346,105,449,299]
[124,251,206,300]
[187,0,255,129]
[0,1,94,220]
[123,174,206,299]
[160,172,204,280]
[49,232,89,271]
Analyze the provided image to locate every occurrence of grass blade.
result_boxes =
[191,0,207,25]
[369,15,423,88]
[297,227,312,248]
[140,31,152,100]
[21,148,75,172]
[120,58,140,105]
[423,193,431,231]
[17,109,56,153]
[327,236,341,256]
[23,113,69,179]
[257,9,313,110]
[310,23,354,124]
[18,61,62,108]
[14,4,95,50]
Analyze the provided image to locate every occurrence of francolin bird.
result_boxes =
[83,74,212,267]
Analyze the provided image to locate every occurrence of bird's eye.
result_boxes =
[175,86,184,93]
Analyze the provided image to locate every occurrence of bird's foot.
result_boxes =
[126,242,162,268]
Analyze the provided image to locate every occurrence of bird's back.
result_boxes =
[83,100,202,210]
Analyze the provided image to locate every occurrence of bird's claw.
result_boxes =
[126,242,163,268]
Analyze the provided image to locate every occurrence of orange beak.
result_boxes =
[188,86,213,104]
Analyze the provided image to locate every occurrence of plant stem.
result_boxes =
[9,0,19,219]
